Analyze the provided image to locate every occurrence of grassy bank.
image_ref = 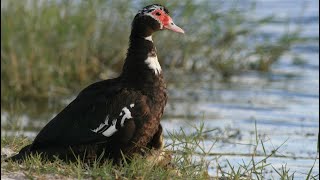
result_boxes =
[1,123,318,179]
[1,0,301,105]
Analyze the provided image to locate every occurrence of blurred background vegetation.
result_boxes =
[2,1,318,178]
[1,0,301,107]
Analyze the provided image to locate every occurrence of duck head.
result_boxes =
[132,4,185,37]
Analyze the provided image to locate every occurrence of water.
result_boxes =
[161,0,319,178]
[1,0,319,179]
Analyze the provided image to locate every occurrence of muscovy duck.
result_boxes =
[7,4,184,163]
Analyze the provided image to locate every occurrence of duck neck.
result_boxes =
[121,27,163,90]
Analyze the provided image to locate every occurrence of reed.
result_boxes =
[1,0,301,104]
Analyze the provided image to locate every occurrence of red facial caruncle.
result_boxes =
[150,9,185,34]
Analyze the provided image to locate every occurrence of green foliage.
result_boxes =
[1,125,211,179]
[1,0,301,103]
[2,123,318,179]
[1,0,131,102]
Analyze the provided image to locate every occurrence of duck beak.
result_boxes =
[164,18,185,34]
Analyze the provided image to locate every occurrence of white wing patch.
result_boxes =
[120,107,132,126]
[145,56,161,75]
[91,104,135,137]
[91,115,109,133]
[102,119,117,137]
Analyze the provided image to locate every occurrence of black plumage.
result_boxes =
[7,4,184,164]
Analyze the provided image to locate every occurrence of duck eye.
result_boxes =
[155,12,161,16]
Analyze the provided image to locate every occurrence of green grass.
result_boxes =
[1,0,303,106]
[1,129,209,179]
[1,123,318,179]
[2,150,183,179]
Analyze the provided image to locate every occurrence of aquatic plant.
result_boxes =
[1,0,301,104]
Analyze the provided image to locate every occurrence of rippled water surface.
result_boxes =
[1,0,319,179]
[165,0,319,178]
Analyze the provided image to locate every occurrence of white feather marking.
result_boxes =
[145,56,161,75]
[91,116,109,133]
[145,36,153,42]
[120,107,133,126]
[102,119,117,137]
[91,104,135,137]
